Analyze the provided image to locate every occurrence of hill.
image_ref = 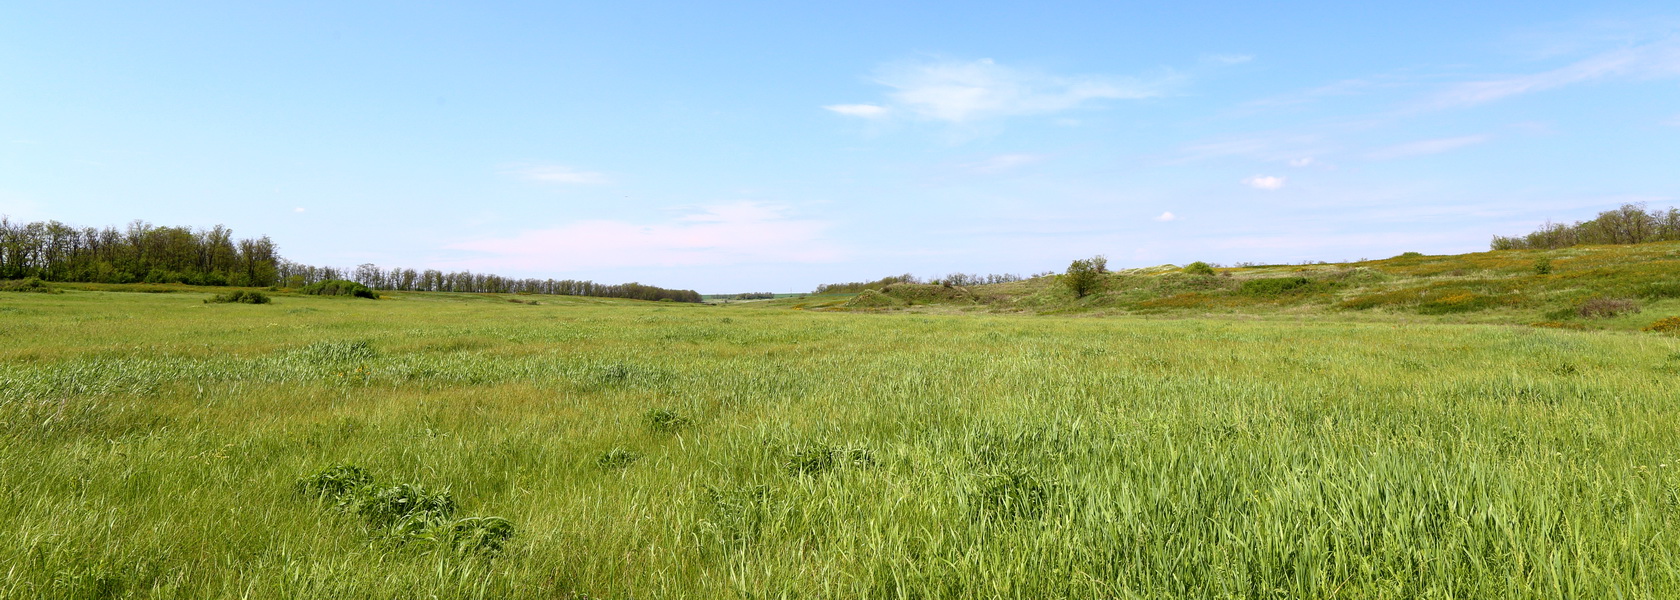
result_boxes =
[782,241,1680,333]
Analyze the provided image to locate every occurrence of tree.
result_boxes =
[1063,257,1103,298]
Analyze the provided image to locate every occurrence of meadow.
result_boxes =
[3,285,1679,598]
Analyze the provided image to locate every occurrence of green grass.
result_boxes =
[2,286,1680,598]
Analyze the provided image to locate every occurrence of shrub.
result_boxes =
[1062,257,1104,298]
[440,516,516,555]
[644,408,692,434]
[1643,316,1680,334]
[298,279,379,299]
[1395,251,1425,259]
[1533,258,1553,275]
[0,277,57,293]
[204,290,271,304]
[1182,261,1216,276]
[1576,297,1640,319]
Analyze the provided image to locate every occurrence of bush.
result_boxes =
[1533,258,1553,275]
[298,279,379,299]
[204,290,271,304]
[296,464,375,501]
[1642,316,1680,334]
[1576,297,1641,319]
[1395,251,1425,259]
[351,483,457,527]
[0,277,57,293]
[1182,261,1216,276]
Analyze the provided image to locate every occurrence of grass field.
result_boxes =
[3,285,1680,598]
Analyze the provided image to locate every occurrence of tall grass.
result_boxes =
[1,288,1678,597]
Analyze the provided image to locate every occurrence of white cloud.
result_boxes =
[1154,211,1179,222]
[1425,38,1680,109]
[1242,175,1286,190]
[823,104,890,118]
[831,57,1174,123]
[1288,157,1316,167]
[293,207,306,213]
[442,202,840,271]
[508,164,610,185]
[1366,135,1490,160]
[960,153,1046,173]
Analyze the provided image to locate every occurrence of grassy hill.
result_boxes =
[792,241,1680,333]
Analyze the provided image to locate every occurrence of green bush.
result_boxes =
[596,448,640,470]
[0,277,57,293]
[1533,258,1553,275]
[644,408,692,434]
[204,290,271,304]
[1183,261,1216,276]
[298,279,379,299]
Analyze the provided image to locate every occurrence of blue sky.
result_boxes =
[3,2,1677,293]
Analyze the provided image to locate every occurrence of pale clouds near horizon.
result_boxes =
[829,57,1174,123]
[441,202,841,273]
[1242,175,1286,190]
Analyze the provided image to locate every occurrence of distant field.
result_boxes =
[3,287,1679,598]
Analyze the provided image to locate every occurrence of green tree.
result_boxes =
[1063,257,1103,298]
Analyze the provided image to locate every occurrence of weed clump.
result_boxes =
[294,465,514,556]
[298,279,379,299]
[972,471,1056,521]
[0,277,57,293]
[1533,258,1553,275]
[644,408,692,434]
[1643,316,1680,334]
[1395,251,1425,258]
[1238,277,1330,297]
[596,448,640,470]
[1576,297,1641,319]
[204,290,271,304]
[785,444,874,476]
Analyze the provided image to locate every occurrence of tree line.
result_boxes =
[1491,203,1680,250]
[0,218,701,302]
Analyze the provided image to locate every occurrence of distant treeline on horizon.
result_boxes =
[0,218,702,302]
[1492,203,1680,250]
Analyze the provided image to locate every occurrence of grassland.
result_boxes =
[3,278,1680,598]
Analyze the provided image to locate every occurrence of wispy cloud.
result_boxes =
[1288,157,1316,167]
[830,57,1176,124]
[1243,175,1286,190]
[823,104,890,118]
[506,164,610,185]
[1366,134,1490,160]
[1423,38,1680,109]
[1154,211,1179,222]
[959,153,1047,173]
[442,202,840,271]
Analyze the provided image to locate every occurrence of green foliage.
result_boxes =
[298,279,380,299]
[295,340,377,362]
[644,408,692,434]
[813,274,918,294]
[596,448,640,470]
[785,444,874,476]
[1395,251,1426,258]
[1638,281,1680,299]
[0,277,57,293]
[204,290,271,304]
[1533,257,1553,275]
[296,464,375,501]
[294,465,513,557]
[352,483,457,526]
[1237,276,1332,297]
[842,289,903,308]
[1182,261,1216,276]
[972,470,1055,521]
[1492,203,1680,250]
[1062,257,1103,298]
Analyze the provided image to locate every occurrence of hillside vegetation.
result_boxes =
[801,241,1680,333]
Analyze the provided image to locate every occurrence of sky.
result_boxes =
[3,2,1678,293]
